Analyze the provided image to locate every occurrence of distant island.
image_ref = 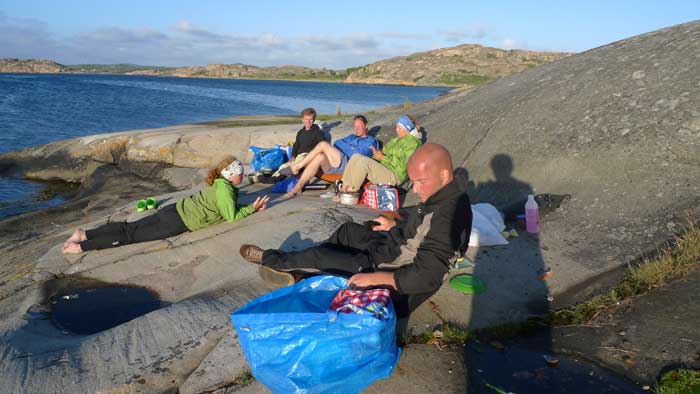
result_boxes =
[0,44,570,87]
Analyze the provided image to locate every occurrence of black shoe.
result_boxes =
[240,244,264,264]
[259,266,296,289]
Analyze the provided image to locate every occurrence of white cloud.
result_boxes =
[0,12,68,61]
[0,14,533,69]
[435,22,534,52]
[381,31,432,40]
[438,21,490,43]
[499,38,528,50]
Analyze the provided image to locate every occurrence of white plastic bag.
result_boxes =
[469,203,509,247]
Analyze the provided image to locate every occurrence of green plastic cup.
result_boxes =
[146,197,157,210]
[136,199,147,212]
[449,274,487,295]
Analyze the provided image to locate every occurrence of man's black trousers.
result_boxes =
[261,222,401,274]
[261,221,433,316]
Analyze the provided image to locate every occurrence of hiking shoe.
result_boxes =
[240,244,264,264]
[259,266,295,289]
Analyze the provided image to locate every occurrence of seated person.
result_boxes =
[239,143,472,317]
[340,115,422,193]
[282,115,378,197]
[62,157,269,253]
[289,107,326,163]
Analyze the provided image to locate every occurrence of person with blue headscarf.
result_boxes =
[340,115,422,192]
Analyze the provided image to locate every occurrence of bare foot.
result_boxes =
[290,164,301,175]
[67,228,86,244]
[283,186,303,199]
[331,194,341,202]
[62,241,83,254]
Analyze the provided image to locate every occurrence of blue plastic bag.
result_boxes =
[231,276,401,394]
[250,145,285,172]
[280,145,293,162]
[271,176,298,193]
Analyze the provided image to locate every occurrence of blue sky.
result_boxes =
[1,0,698,69]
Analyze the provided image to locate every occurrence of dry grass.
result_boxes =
[403,324,470,346]
[550,220,700,326]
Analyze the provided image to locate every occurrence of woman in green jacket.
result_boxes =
[62,156,269,253]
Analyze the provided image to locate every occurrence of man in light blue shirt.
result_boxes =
[283,115,379,197]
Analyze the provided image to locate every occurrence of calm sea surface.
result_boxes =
[0,73,449,219]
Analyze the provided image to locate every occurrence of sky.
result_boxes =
[1,0,698,69]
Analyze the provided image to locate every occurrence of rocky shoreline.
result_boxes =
[0,43,570,87]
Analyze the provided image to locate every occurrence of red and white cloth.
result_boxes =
[329,288,391,314]
[360,185,400,211]
[360,188,378,209]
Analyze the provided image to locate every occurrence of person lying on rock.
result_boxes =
[282,114,379,198]
[339,115,422,194]
[62,156,269,254]
[240,143,472,317]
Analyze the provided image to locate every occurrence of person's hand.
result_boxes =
[370,146,384,160]
[371,215,396,231]
[347,272,396,290]
[252,195,270,211]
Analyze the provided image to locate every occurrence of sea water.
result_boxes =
[0,73,449,219]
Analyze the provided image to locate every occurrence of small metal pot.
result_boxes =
[339,192,359,205]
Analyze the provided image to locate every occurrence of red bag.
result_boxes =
[360,185,400,211]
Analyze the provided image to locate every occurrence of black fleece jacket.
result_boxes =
[291,124,325,158]
[390,180,472,295]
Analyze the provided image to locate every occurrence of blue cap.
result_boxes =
[396,115,415,132]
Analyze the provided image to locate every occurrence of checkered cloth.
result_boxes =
[360,185,399,211]
[360,187,378,209]
[329,288,392,320]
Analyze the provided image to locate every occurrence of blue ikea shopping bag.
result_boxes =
[250,145,285,172]
[231,275,401,394]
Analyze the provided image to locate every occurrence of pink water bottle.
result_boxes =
[525,194,540,233]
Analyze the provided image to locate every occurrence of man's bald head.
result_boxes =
[407,143,454,202]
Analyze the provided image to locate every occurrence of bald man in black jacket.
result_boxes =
[241,143,472,316]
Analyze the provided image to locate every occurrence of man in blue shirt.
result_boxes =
[283,115,379,197]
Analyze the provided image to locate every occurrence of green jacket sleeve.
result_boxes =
[381,136,422,183]
[216,182,255,222]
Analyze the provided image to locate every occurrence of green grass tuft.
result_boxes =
[550,220,700,326]
[402,324,470,345]
[656,369,700,394]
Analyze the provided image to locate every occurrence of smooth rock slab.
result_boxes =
[180,330,248,394]
[207,344,467,394]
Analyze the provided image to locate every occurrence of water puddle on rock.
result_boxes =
[46,277,166,335]
[0,177,79,220]
[467,338,644,393]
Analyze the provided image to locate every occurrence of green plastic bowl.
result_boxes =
[449,274,487,295]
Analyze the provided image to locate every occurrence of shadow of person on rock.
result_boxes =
[277,230,319,251]
[463,154,553,393]
[472,154,535,220]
